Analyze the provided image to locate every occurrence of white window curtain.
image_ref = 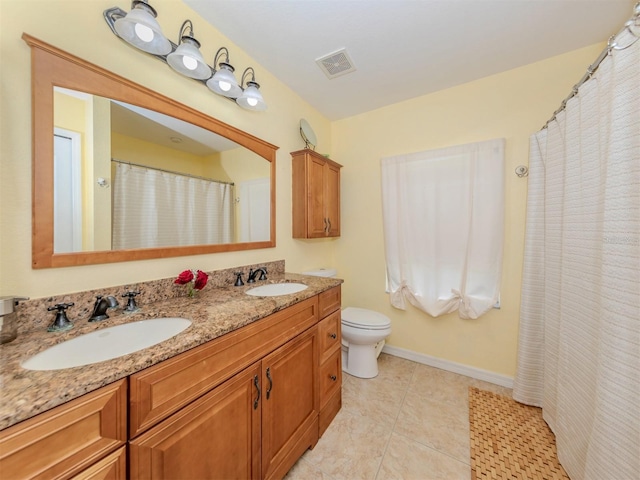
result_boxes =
[381,138,505,319]
[513,26,639,480]
[112,163,234,249]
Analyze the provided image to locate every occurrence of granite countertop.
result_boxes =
[0,273,342,430]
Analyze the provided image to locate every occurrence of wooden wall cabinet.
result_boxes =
[292,149,342,238]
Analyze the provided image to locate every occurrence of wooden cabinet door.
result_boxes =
[324,161,341,237]
[0,379,127,480]
[71,446,126,480]
[307,154,329,238]
[129,363,262,480]
[261,327,319,480]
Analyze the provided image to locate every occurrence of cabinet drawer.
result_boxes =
[319,388,341,437]
[0,379,127,480]
[71,446,126,480]
[318,310,341,364]
[318,286,341,319]
[129,296,318,437]
[318,348,341,409]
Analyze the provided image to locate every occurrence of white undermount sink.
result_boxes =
[245,283,308,297]
[21,317,191,371]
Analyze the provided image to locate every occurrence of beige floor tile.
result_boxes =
[341,375,407,427]
[284,457,334,480]
[408,364,474,407]
[303,407,392,480]
[376,433,471,480]
[394,390,470,463]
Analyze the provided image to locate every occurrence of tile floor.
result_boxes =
[285,353,512,480]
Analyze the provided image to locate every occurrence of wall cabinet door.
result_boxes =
[261,326,319,480]
[292,149,342,239]
[129,363,262,480]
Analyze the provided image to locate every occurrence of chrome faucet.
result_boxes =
[247,267,268,283]
[89,295,119,322]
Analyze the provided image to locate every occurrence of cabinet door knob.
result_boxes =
[253,375,261,410]
[266,367,273,400]
[329,332,337,339]
[330,375,337,382]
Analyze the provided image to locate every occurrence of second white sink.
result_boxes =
[21,317,191,371]
[246,283,308,297]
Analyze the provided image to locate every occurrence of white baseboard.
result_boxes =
[381,344,514,389]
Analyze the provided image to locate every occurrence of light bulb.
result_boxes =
[134,23,154,43]
[182,56,198,71]
[218,81,231,92]
[247,97,258,107]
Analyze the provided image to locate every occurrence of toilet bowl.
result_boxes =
[302,269,392,379]
[341,307,391,378]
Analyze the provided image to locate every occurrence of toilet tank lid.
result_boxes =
[302,268,337,277]
[342,307,391,327]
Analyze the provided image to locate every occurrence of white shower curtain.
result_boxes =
[381,138,504,319]
[112,163,234,249]
[513,27,639,480]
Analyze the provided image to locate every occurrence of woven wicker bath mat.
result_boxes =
[469,387,569,480]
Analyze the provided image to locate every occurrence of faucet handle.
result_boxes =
[234,272,245,287]
[122,291,141,313]
[258,268,268,281]
[47,302,74,332]
[247,269,256,284]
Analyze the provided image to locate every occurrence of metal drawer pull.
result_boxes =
[266,367,273,399]
[253,375,260,410]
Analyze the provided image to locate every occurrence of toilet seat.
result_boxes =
[341,307,391,330]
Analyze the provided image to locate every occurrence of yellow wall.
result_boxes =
[0,0,605,379]
[0,0,333,298]
[332,44,604,377]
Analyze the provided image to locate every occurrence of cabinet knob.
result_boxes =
[330,375,337,382]
[329,332,337,339]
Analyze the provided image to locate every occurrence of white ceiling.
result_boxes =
[183,0,636,120]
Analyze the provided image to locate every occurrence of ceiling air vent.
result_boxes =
[316,48,356,79]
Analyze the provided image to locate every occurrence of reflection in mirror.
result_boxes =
[53,88,270,253]
[24,34,277,268]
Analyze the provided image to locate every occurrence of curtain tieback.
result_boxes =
[451,288,471,311]
[390,281,411,310]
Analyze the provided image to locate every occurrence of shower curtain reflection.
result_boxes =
[112,162,234,249]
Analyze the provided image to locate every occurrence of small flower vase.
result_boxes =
[187,284,196,297]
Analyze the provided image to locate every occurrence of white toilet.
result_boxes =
[303,269,392,379]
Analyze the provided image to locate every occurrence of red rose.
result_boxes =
[175,270,194,285]
[194,270,209,290]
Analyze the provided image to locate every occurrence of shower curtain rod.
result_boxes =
[542,2,640,129]
[111,159,235,186]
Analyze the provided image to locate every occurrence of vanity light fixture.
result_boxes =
[113,0,171,55]
[237,68,267,111]
[206,47,242,98]
[104,5,268,111]
[167,20,211,80]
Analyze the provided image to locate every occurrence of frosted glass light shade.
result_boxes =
[167,38,212,80]
[237,82,267,111]
[206,64,242,97]
[114,3,171,55]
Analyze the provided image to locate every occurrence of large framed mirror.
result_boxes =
[24,34,277,269]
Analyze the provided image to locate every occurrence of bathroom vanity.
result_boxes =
[0,272,342,480]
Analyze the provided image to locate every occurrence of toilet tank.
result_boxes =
[302,268,337,278]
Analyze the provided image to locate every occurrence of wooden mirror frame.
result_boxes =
[23,34,277,269]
